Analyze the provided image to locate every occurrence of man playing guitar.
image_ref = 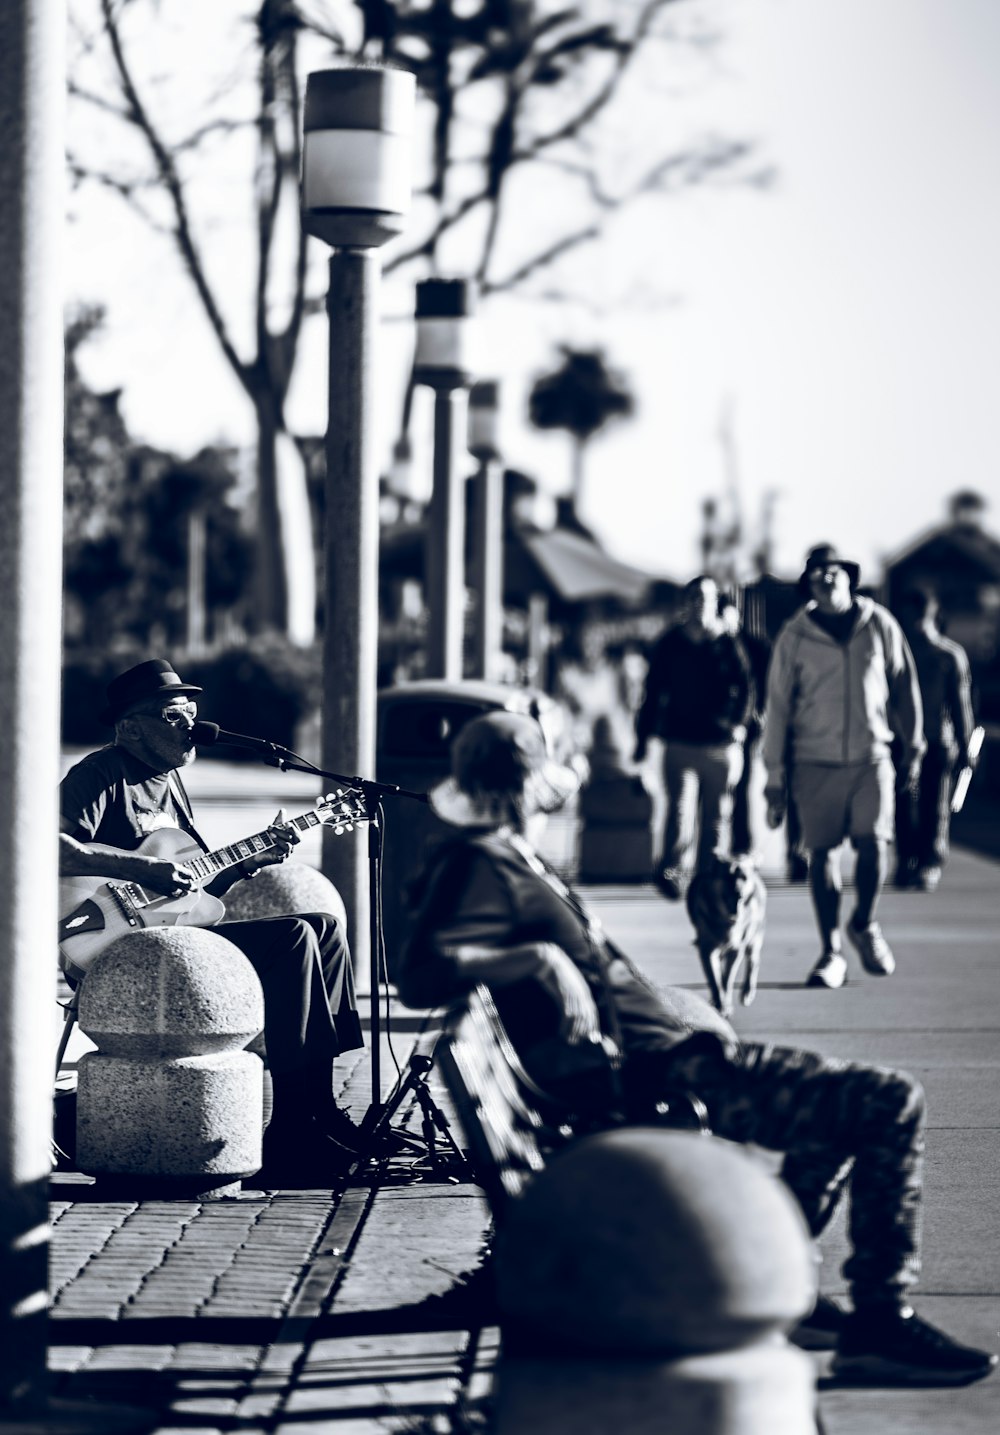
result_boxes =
[59,658,366,1185]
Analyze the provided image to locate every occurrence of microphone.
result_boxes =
[191,720,283,754]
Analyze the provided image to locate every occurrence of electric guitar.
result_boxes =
[57,789,370,974]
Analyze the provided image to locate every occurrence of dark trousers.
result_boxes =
[731,735,759,857]
[895,744,956,873]
[625,1036,926,1308]
[219,913,362,1077]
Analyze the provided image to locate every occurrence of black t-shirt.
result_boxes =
[808,603,859,646]
[60,745,203,851]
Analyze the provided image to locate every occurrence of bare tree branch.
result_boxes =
[484,132,757,295]
[484,220,602,295]
[67,79,131,122]
[66,154,173,234]
[520,0,676,159]
[98,0,252,394]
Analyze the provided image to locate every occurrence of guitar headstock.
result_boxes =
[317,787,370,834]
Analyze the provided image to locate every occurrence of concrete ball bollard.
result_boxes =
[222,859,348,933]
[75,926,266,1198]
[493,1127,818,1435]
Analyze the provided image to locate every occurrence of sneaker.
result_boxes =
[891,864,916,890]
[832,1306,999,1386]
[847,919,896,976]
[655,868,685,901]
[807,951,848,989]
[917,866,942,893]
[790,1293,848,1350]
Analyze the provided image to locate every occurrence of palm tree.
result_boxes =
[528,347,635,510]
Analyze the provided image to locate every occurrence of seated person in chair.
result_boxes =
[396,710,996,1387]
[59,659,365,1184]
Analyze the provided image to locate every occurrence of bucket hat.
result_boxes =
[799,543,861,598]
[430,710,583,829]
[100,659,202,725]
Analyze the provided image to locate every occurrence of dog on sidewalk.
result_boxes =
[685,854,766,1018]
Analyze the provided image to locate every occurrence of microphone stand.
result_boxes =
[209,737,428,1118]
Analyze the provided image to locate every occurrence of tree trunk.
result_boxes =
[571,436,586,511]
[254,396,316,645]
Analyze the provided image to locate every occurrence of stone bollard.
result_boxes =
[493,1128,818,1435]
[76,927,265,1199]
[222,858,348,933]
[577,716,653,882]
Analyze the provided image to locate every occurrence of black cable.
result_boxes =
[372,802,403,1082]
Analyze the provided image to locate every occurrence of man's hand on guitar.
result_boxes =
[240,809,301,880]
[139,858,196,899]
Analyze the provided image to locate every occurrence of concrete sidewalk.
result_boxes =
[41,760,999,1432]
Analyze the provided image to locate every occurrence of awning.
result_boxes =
[379,518,656,609]
[514,526,653,604]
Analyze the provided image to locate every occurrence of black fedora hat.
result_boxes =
[100,659,202,725]
[799,543,861,598]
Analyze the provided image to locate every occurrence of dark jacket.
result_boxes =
[905,629,975,755]
[635,627,752,751]
[398,831,736,1098]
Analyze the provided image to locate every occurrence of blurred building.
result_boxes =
[883,491,1000,718]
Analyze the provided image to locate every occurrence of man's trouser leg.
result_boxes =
[919,744,955,870]
[894,776,919,878]
[219,913,362,1077]
[643,1039,926,1309]
[662,743,699,875]
[693,742,740,870]
[731,735,758,857]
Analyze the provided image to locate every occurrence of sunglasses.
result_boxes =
[139,700,198,727]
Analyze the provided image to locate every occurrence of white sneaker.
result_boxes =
[847,920,896,976]
[807,951,848,989]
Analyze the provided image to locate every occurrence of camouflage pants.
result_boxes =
[626,1037,926,1307]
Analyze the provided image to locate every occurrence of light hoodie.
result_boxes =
[763,597,925,791]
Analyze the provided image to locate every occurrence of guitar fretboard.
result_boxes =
[181,808,331,884]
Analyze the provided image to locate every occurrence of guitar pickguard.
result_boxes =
[58,900,107,940]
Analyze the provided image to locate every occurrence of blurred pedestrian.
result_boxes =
[894,588,977,892]
[634,576,752,899]
[718,594,770,858]
[763,545,924,989]
[555,622,634,760]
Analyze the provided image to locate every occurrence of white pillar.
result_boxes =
[0,0,65,1407]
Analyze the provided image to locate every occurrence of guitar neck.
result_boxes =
[181,808,328,885]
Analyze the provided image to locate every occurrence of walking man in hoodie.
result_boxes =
[763,545,925,988]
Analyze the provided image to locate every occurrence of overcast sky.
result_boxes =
[69,0,1000,584]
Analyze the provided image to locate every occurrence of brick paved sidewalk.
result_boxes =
[46,1035,495,1435]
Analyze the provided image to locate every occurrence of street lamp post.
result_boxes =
[301,66,415,992]
[468,379,504,681]
[414,278,475,680]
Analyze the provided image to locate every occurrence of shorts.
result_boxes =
[791,758,895,851]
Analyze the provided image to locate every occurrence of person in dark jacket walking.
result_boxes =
[634,576,752,899]
[894,588,977,891]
